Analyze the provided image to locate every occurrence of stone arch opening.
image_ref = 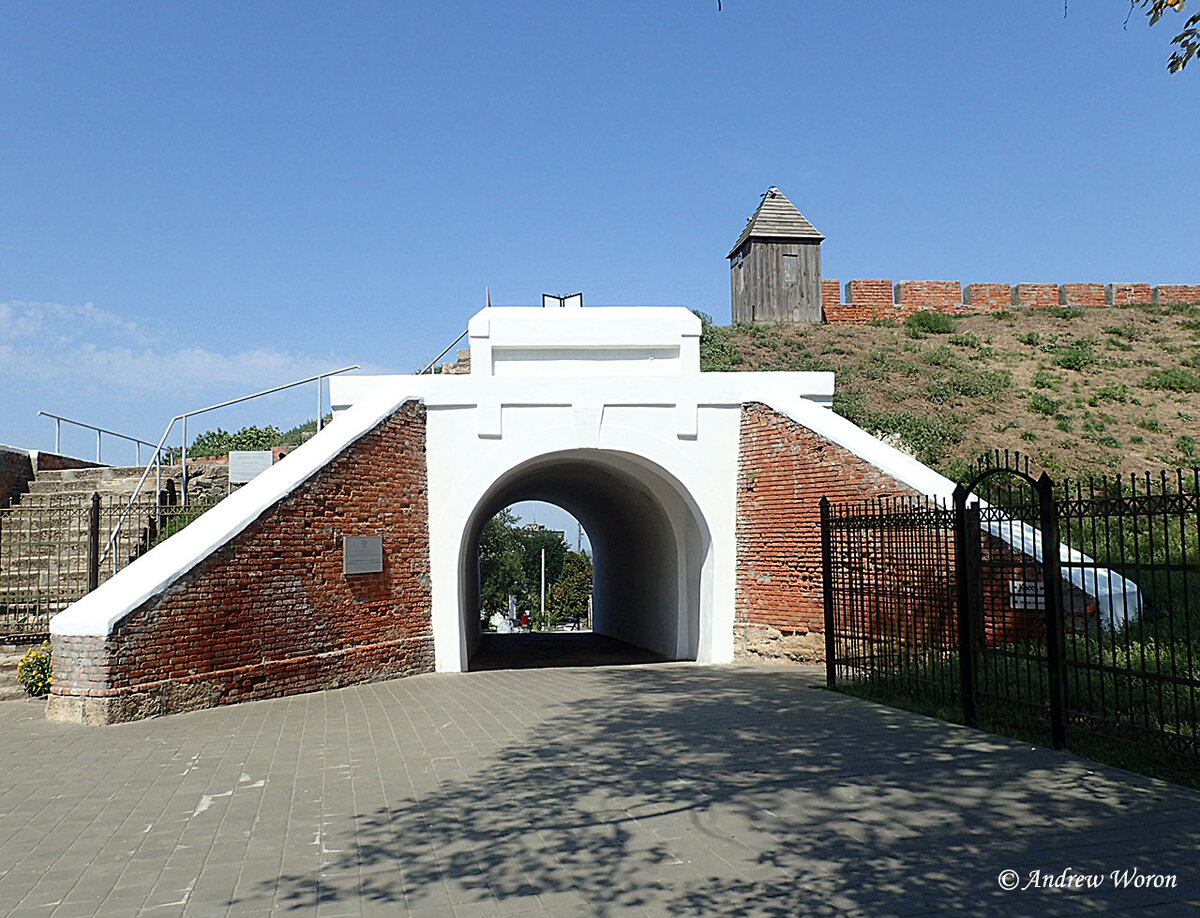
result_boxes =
[458,449,710,669]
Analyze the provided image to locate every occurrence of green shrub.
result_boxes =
[1143,367,1200,392]
[948,332,981,348]
[1045,306,1086,319]
[925,368,1011,403]
[16,642,51,697]
[1179,435,1197,459]
[860,409,966,465]
[1050,342,1098,371]
[693,311,742,371]
[921,345,959,368]
[1028,392,1059,416]
[1093,383,1129,404]
[904,311,957,336]
[1014,331,1040,346]
[1032,367,1061,390]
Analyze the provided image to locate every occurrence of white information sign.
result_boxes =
[229,450,274,484]
[1010,579,1046,611]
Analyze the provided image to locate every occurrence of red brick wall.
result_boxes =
[1015,283,1059,308]
[846,279,895,307]
[0,446,34,509]
[48,400,433,724]
[1108,283,1153,305]
[816,279,1190,324]
[964,283,1012,312]
[1155,284,1200,305]
[897,280,963,311]
[735,403,919,635]
[821,279,841,321]
[32,451,105,473]
[1059,283,1105,307]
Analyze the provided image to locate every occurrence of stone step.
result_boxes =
[25,478,160,495]
[35,466,155,482]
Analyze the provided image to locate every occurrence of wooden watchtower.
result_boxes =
[728,187,824,324]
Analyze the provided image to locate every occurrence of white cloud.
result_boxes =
[0,300,356,395]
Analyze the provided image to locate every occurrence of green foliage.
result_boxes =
[1028,392,1059,416]
[921,345,959,368]
[925,368,1010,403]
[478,510,527,625]
[903,311,956,337]
[948,332,981,348]
[1044,306,1087,320]
[1138,0,1200,72]
[1049,341,1098,371]
[515,526,568,597]
[187,424,282,458]
[542,551,593,630]
[1091,383,1129,404]
[859,409,966,465]
[1032,367,1061,390]
[1014,331,1041,346]
[1103,322,1144,341]
[149,498,220,550]
[1178,435,1197,459]
[16,642,51,697]
[693,311,743,371]
[1143,367,1200,392]
[478,511,590,632]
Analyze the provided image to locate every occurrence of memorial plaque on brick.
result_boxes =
[343,536,384,574]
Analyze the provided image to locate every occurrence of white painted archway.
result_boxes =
[459,449,711,667]
[330,303,838,673]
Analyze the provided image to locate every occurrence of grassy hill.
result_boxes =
[699,302,1200,482]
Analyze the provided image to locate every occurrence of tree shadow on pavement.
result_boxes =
[243,665,1200,915]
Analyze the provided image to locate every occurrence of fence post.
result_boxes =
[87,492,101,593]
[820,497,836,688]
[1037,472,1068,750]
[953,484,977,729]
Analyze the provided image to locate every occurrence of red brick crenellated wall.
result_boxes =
[964,283,1012,312]
[821,280,841,320]
[48,400,433,725]
[817,279,1199,322]
[897,280,963,311]
[1156,284,1200,304]
[1059,283,1106,307]
[1108,283,1153,305]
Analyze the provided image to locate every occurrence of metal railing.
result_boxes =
[99,365,359,571]
[821,459,1200,776]
[37,412,159,465]
[419,330,467,374]
[0,489,219,640]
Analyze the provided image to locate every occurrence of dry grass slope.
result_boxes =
[699,302,1200,481]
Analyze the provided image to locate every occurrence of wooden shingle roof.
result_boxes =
[727,186,824,258]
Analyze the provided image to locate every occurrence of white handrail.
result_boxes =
[37,411,158,464]
[99,365,360,572]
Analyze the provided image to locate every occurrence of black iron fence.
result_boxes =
[821,455,1200,774]
[0,491,217,641]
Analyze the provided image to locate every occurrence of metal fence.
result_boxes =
[821,457,1200,770]
[0,493,217,641]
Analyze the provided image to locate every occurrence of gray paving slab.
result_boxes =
[0,664,1198,916]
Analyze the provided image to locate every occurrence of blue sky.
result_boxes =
[3,0,1197,473]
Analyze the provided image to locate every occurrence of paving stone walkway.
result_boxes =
[0,663,1198,916]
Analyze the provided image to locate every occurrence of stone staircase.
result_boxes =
[0,463,228,639]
